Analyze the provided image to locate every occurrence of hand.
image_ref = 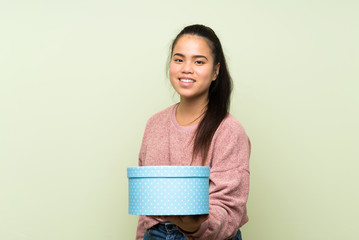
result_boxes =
[161,214,208,233]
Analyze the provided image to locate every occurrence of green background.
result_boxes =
[1,0,358,239]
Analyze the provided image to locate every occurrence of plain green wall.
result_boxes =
[1,0,358,239]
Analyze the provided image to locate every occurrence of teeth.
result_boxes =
[180,79,195,83]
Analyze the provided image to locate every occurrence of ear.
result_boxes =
[212,63,220,81]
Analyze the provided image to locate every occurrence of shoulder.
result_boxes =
[217,113,247,136]
[212,113,249,146]
[145,104,176,129]
[210,113,251,171]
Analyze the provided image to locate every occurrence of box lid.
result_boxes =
[127,166,210,178]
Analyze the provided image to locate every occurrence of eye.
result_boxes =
[173,58,183,63]
[195,60,205,65]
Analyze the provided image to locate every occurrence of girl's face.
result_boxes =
[169,34,219,102]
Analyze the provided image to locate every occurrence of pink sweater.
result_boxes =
[136,104,251,240]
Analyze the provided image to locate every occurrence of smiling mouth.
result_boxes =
[180,78,195,83]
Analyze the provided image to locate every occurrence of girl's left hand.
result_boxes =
[161,214,208,233]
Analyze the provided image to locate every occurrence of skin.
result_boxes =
[160,34,220,232]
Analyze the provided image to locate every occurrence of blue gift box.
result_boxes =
[127,166,210,215]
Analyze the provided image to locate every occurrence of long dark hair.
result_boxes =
[170,24,233,164]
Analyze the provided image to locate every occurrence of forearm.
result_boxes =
[136,216,146,240]
[183,169,249,240]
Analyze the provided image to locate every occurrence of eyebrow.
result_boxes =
[173,53,208,60]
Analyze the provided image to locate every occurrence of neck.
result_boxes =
[176,97,208,126]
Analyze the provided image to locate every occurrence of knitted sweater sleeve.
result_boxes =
[135,119,150,240]
[136,216,146,240]
[184,118,251,240]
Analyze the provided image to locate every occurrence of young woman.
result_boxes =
[136,24,251,240]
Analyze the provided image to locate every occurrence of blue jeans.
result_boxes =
[144,223,242,240]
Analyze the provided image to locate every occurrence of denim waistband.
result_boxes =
[157,222,178,232]
[155,223,242,240]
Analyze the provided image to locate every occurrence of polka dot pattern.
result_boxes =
[127,166,210,215]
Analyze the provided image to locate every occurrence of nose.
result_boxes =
[182,61,194,73]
